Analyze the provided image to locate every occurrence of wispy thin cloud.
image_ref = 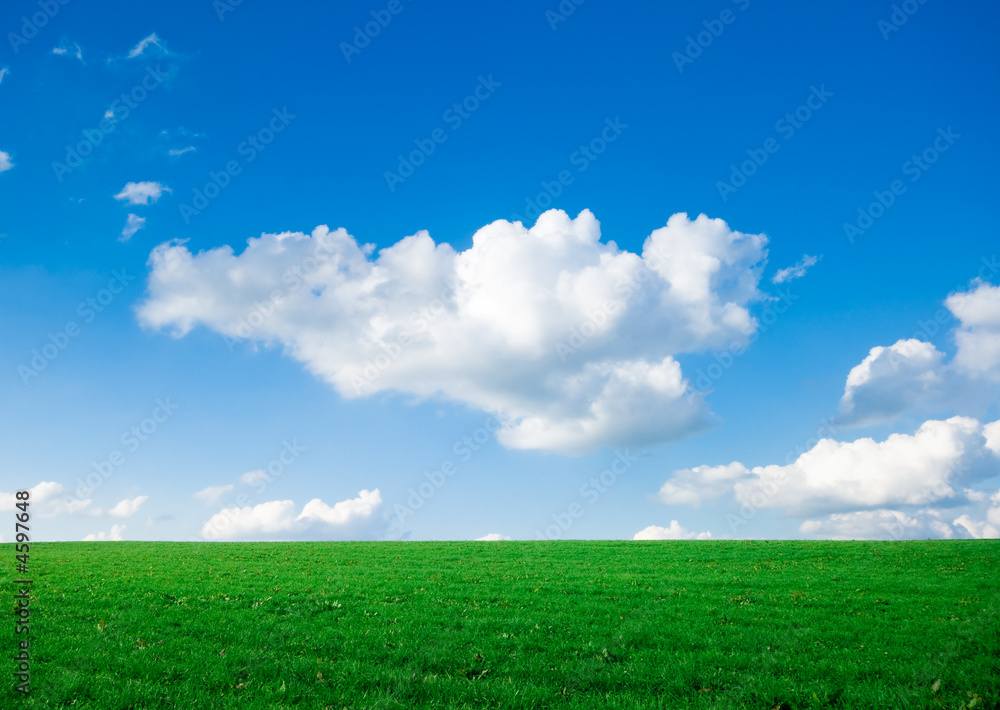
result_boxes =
[127,33,167,59]
[194,484,234,505]
[240,470,268,485]
[119,214,146,242]
[52,40,84,61]
[772,254,819,284]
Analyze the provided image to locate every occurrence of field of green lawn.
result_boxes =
[4,540,999,709]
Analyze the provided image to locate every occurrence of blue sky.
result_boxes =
[1,0,999,542]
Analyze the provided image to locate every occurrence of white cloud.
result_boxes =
[1,486,146,523]
[771,254,819,284]
[803,492,1000,540]
[119,214,146,242]
[127,33,166,59]
[200,489,382,541]
[947,280,1000,381]
[953,515,999,538]
[138,209,770,454]
[633,521,712,540]
[838,339,948,426]
[298,490,383,526]
[107,496,149,518]
[0,151,13,173]
[204,500,295,539]
[475,533,512,541]
[655,417,1000,517]
[655,462,748,507]
[953,513,1000,538]
[114,181,170,205]
[800,509,955,540]
[52,41,83,61]
[31,482,93,517]
[193,484,234,505]
[240,469,268,485]
[0,482,91,518]
[168,146,196,157]
[84,524,126,541]
[836,281,1000,427]
[0,67,8,84]
[953,489,1000,539]
[985,420,1000,456]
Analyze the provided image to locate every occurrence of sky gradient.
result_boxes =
[1,0,999,542]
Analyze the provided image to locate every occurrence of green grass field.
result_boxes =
[4,540,999,709]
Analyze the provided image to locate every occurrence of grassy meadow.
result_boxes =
[4,540,999,709]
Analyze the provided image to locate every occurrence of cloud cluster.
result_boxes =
[0,482,89,518]
[138,209,771,454]
[0,150,12,173]
[633,521,712,540]
[656,416,1000,517]
[650,276,1000,540]
[475,533,512,541]
[84,524,126,542]
[799,509,955,540]
[0,483,148,522]
[799,490,1000,541]
[200,489,382,541]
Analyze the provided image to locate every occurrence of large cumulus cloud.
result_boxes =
[138,209,770,454]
